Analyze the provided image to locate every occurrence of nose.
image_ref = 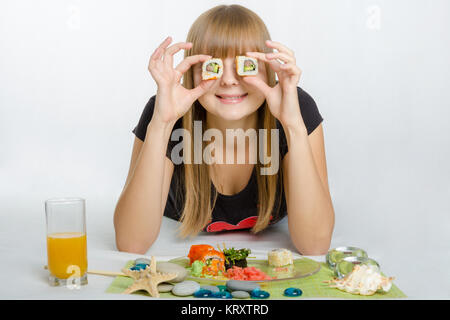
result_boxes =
[220,59,239,86]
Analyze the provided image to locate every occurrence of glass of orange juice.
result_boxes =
[45,198,88,286]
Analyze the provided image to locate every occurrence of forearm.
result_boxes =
[114,118,174,253]
[283,123,335,255]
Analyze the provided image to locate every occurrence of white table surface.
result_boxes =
[0,209,448,300]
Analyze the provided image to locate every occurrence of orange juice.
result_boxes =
[47,232,87,279]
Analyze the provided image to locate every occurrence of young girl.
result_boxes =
[114,5,335,255]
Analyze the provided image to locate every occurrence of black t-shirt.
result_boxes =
[132,86,323,232]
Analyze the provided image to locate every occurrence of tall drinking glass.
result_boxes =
[45,198,88,286]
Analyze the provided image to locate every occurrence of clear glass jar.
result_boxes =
[326,246,368,269]
[335,256,380,278]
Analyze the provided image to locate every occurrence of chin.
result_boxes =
[212,103,256,122]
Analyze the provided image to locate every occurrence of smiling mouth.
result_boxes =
[215,93,248,99]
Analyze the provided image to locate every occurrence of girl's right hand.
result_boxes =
[148,36,216,124]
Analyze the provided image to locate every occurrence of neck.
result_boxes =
[205,111,259,165]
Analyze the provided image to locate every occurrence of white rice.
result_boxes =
[236,56,258,76]
[202,58,223,80]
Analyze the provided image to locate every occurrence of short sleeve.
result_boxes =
[132,95,156,141]
[132,95,181,161]
[279,86,323,159]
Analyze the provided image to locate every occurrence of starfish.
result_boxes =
[121,256,177,298]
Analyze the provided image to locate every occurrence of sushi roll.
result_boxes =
[187,244,225,266]
[202,58,223,80]
[268,248,293,267]
[201,250,225,264]
[188,244,215,265]
[236,56,258,76]
[222,247,251,270]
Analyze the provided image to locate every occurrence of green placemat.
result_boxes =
[105,259,406,299]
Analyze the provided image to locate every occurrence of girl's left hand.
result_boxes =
[243,40,305,129]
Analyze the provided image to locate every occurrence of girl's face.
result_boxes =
[193,56,268,122]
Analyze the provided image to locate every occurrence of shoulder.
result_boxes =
[132,95,183,162]
[132,95,182,142]
[296,86,323,134]
[140,95,157,123]
[276,86,323,134]
[132,95,157,141]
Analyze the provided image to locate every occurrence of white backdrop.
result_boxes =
[1,0,449,298]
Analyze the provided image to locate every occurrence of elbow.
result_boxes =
[114,222,158,255]
[296,210,335,255]
[291,233,332,256]
[115,237,155,255]
[113,208,158,255]
[296,243,330,256]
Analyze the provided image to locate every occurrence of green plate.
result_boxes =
[169,256,321,285]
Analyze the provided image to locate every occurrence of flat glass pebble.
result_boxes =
[216,285,229,292]
[212,291,232,299]
[283,287,303,297]
[193,289,213,298]
[134,258,151,265]
[130,263,148,271]
[250,289,270,299]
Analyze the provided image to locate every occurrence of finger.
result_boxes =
[279,63,302,75]
[149,47,164,70]
[189,79,217,101]
[175,54,212,81]
[149,36,173,69]
[159,36,172,47]
[266,52,295,65]
[265,40,295,57]
[163,42,193,68]
[155,36,173,59]
[279,64,303,79]
[246,51,283,72]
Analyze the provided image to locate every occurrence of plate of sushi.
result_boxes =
[169,244,321,284]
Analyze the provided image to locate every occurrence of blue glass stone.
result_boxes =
[130,263,148,271]
[193,289,213,298]
[211,291,232,299]
[283,287,303,297]
[250,289,270,299]
[216,285,229,292]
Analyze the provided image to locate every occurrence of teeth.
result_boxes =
[219,95,245,99]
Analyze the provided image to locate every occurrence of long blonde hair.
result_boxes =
[178,4,282,237]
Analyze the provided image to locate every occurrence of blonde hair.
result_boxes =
[178,4,282,237]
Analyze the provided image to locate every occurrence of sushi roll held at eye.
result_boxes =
[202,58,223,80]
[236,56,258,76]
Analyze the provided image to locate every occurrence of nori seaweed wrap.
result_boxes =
[223,248,251,270]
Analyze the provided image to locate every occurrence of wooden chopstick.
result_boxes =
[44,265,126,277]
[88,270,125,277]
